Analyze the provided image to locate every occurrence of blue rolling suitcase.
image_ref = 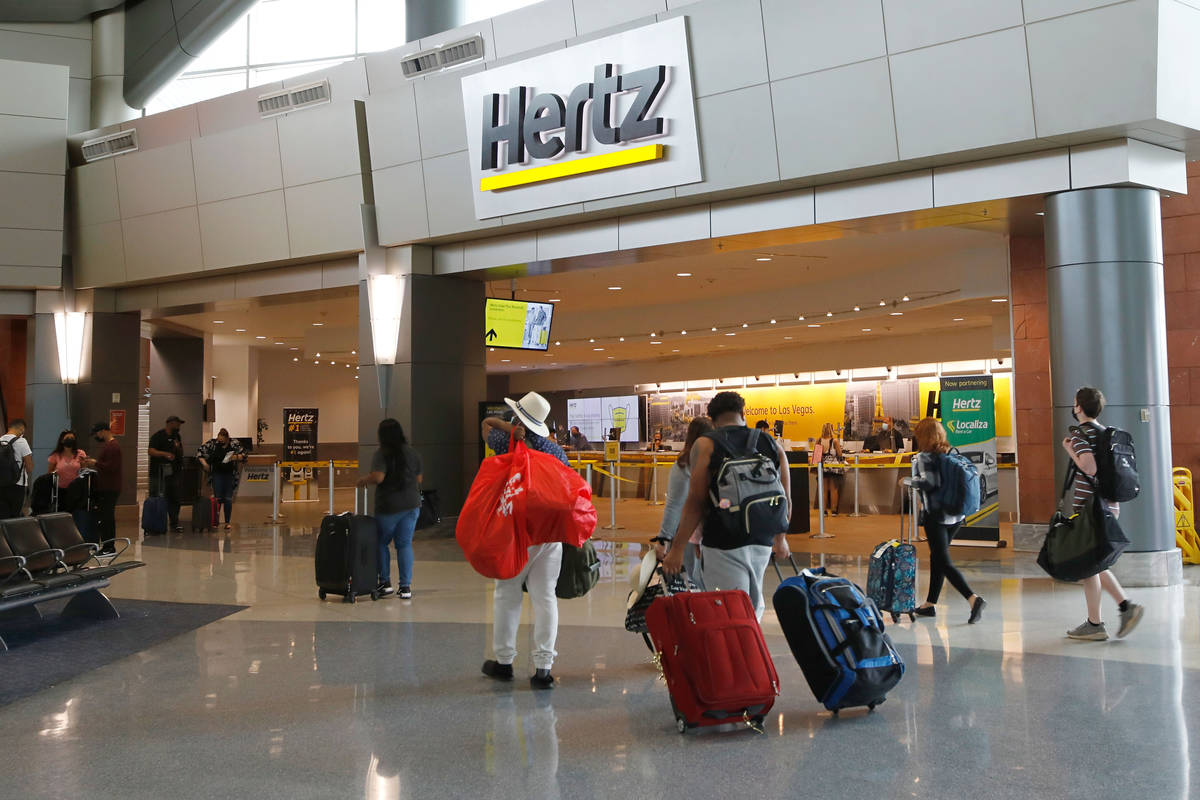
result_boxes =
[866,540,918,623]
[773,566,904,714]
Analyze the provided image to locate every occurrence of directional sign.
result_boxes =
[484,298,554,351]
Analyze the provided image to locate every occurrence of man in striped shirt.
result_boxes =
[1060,386,1143,641]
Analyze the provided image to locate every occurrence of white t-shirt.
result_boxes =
[1,433,32,487]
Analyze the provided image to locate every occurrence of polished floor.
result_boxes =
[1,498,1198,800]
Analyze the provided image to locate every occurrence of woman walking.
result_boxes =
[813,422,845,516]
[357,418,423,600]
[197,428,247,530]
[654,416,713,588]
[911,417,986,624]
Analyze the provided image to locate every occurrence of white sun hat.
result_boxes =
[504,391,551,438]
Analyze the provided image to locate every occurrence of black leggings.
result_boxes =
[923,519,973,604]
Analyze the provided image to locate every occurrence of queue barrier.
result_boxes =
[263,460,360,522]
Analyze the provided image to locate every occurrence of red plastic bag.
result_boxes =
[523,448,598,548]
[456,438,532,580]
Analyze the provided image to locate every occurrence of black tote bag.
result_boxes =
[1038,467,1130,582]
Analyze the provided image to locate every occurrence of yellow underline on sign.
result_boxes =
[480,144,665,192]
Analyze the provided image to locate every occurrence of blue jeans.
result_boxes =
[211,472,235,524]
[376,507,420,588]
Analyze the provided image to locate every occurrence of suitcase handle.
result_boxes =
[353,485,368,515]
[655,564,693,597]
[770,555,801,582]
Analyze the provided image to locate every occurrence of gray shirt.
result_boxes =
[371,446,422,514]
[657,462,693,542]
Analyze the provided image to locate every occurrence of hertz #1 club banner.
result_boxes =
[939,375,1000,545]
[283,408,319,461]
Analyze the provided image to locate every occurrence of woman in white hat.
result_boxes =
[479,391,570,690]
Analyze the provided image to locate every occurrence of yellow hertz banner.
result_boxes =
[739,384,848,442]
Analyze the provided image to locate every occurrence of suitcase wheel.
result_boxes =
[891,612,900,624]
[675,714,689,735]
[908,612,916,622]
[346,594,356,604]
[868,702,878,712]
[370,591,379,601]
[318,589,327,600]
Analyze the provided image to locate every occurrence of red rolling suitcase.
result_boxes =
[645,572,779,735]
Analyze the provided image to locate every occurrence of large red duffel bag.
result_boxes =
[523,447,597,548]
[455,438,532,580]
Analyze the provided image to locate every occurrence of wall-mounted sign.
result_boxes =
[461,17,701,219]
[484,298,554,350]
[937,375,1001,547]
[244,468,271,483]
[283,408,319,460]
[109,409,126,436]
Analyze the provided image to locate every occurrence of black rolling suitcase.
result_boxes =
[191,495,217,532]
[315,487,380,603]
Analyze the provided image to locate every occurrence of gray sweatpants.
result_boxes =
[700,544,773,620]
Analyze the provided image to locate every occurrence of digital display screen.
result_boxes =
[567,395,640,443]
[484,298,554,351]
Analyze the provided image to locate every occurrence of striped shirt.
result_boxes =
[1070,422,1119,517]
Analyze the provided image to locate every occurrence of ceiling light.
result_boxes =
[991,298,1008,303]
[554,341,560,346]
[711,326,717,332]
[235,328,246,332]
[619,337,625,342]
[725,333,736,337]
[255,335,266,339]
[676,272,692,277]
[808,324,821,328]
[213,320,224,324]
[742,323,748,328]
[289,347,298,350]
[331,361,336,365]
[756,257,772,262]
[953,317,965,321]
[862,328,872,332]
[593,347,604,351]
[651,341,663,345]
[681,330,687,335]
[650,332,656,337]
[607,356,614,360]
[292,357,299,362]
[548,298,561,303]
[274,341,284,345]
[826,311,833,317]
[346,363,351,368]
[672,348,680,352]
[784,336,793,340]
[853,305,860,312]
[354,375,358,379]
[351,350,356,355]
[890,312,903,316]
[1035,211,1045,216]
[902,295,910,302]
[608,286,622,291]
[589,338,595,343]
[798,315,805,321]
[501,358,511,363]
[312,322,323,326]
[770,319,776,324]
[489,348,495,352]
[314,360,320,364]
[879,300,886,306]
[316,352,321,357]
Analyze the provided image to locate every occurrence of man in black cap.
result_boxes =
[89,421,122,551]
[148,415,185,532]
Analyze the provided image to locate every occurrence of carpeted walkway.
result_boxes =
[0,598,244,706]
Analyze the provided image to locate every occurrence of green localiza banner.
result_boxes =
[939,375,1000,545]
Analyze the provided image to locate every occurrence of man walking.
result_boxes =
[148,415,185,532]
[0,419,33,518]
[1062,387,1144,641]
[662,391,791,620]
[89,421,123,551]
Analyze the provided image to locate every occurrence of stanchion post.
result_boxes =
[812,461,834,539]
[328,459,335,516]
[648,454,662,505]
[602,461,624,531]
[849,454,864,517]
[267,461,285,522]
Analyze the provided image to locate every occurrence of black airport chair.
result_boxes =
[0,527,38,600]
[36,513,143,577]
[0,517,86,589]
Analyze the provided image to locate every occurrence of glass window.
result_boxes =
[187,13,249,73]
[144,71,248,115]
[249,0,356,65]
[357,0,406,54]
[249,57,354,89]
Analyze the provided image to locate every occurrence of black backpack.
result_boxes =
[704,428,789,542]
[0,438,20,488]
[1077,424,1139,503]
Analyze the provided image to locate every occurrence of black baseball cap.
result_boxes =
[91,421,110,434]
[166,415,185,424]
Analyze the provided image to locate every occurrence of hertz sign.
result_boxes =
[461,17,701,219]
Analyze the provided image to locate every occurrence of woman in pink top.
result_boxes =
[47,429,88,488]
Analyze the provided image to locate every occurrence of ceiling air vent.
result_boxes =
[400,35,484,78]
[81,129,139,162]
[257,79,331,119]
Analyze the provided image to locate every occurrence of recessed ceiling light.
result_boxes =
[608,286,622,291]
[862,328,872,332]
[548,298,561,303]
[235,328,247,332]
[292,357,299,362]
[711,326,718,332]
[312,322,323,326]
[808,324,821,328]
[953,317,965,321]
[1035,211,1045,216]
[589,338,595,343]
[274,341,284,345]
[756,257,772,262]
[289,346,298,350]
[902,295,910,302]
[676,272,692,277]
[853,305,860,312]
[346,363,350,367]
[213,320,224,324]
[879,300,886,306]
[890,312,903,316]
[681,330,687,335]
[501,358,511,362]
[351,350,356,355]
[798,315,805,321]
[315,352,321,357]
[331,361,336,365]
[826,311,833,317]
[770,319,777,324]
[592,347,604,351]
[255,335,266,339]
[314,360,320,364]
[742,323,748,328]
[649,332,655,337]
[991,298,1008,303]
[725,332,736,336]
[672,348,680,352]
[354,375,358,379]
[651,341,663,345]
[554,341,560,346]
[619,337,625,342]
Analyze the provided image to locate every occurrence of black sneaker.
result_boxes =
[398,586,412,600]
[377,583,395,597]
[530,669,555,690]
[482,660,513,681]
[172,525,183,533]
[914,606,936,618]
[968,597,987,625]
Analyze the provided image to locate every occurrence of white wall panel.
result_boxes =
[284,57,369,101]
[710,189,815,238]
[890,28,1035,159]
[618,206,709,250]
[0,114,66,175]
[198,191,291,269]
[364,87,422,171]
[492,0,577,59]
[419,18,498,63]
[196,82,278,138]
[463,233,536,270]
[67,77,90,134]
[191,120,284,204]
[0,171,64,229]
[121,206,202,282]
[74,221,126,288]
[121,105,200,150]
[284,175,366,257]
[71,160,120,226]
[815,171,933,224]
[678,84,779,197]
[771,58,898,180]
[433,245,465,275]
[0,58,68,119]
[0,228,62,267]
[234,264,323,298]
[661,0,767,97]
[1022,0,1126,23]
[321,258,359,287]
[0,266,58,287]
[277,101,363,187]
[1157,0,1200,132]
[0,29,90,78]
[362,42,425,95]
[883,0,1023,53]
[762,0,886,80]
[114,140,197,218]
[573,0,665,35]
[414,65,480,160]
[373,161,430,245]
[421,151,501,237]
[1069,139,1188,193]
[536,220,619,260]
[934,149,1069,206]
[1026,1,1157,138]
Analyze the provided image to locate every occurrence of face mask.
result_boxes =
[63,439,76,448]
[1071,409,1080,422]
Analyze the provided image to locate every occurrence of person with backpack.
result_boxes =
[653,416,714,589]
[357,419,423,600]
[910,417,986,624]
[661,391,791,621]
[1062,387,1144,641]
[0,418,34,518]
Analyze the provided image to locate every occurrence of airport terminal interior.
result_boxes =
[1,0,1200,798]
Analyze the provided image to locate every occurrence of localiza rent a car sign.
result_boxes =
[460,17,702,219]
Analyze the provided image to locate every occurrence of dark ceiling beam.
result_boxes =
[0,0,122,23]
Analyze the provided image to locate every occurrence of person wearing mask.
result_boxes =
[813,422,845,516]
[866,419,905,453]
[197,428,248,531]
[567,426,590,451]
[480,391,567,690]
[0,418,33,518]
[1062,386,1144,641]
[654,416,713,589]
[357,419,423,600]
[147,415,185,532]
[910,417,986,624]
[89,421,123,552]
[47,429,88,489]
[662,392,791,621]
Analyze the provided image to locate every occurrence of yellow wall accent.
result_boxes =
[480,144,665,191]
[739,384,848,443]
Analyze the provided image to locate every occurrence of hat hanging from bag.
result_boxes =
[504,392,551,438]
[627,550,660,609]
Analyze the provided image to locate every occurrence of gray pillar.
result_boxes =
[405,0,470,42]
[1045,187,1180,583]
[91,7,138,127]
[149,337,205,459]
